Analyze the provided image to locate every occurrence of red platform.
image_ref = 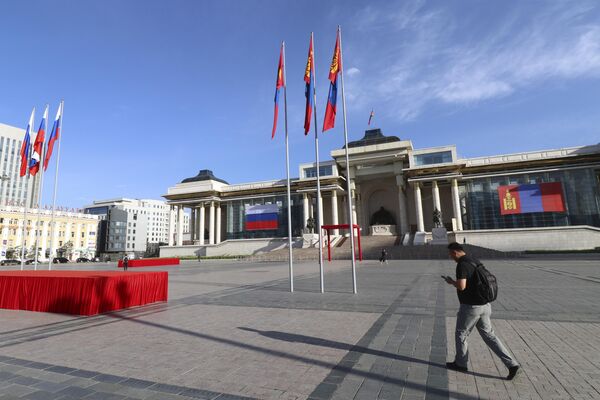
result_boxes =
[0,271,168,316]
[118,258,180,268]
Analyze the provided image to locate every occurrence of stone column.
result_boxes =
[396,176,409,235]
[15,219,24,247]
[317,194,324,231]
[351,188,358,230]
[168,206,175,246]
[303,194,309,228]
[331,191,339,235]
[209,201,215,245]
[41,220,49,260]
[414,183,425,232]
[190,208,196,242]
[451,179,463,231]
[176,206,183,246]
[75,223,82,250]
[432,181,441,213]
[199,203,206,245]
[216,203,221,244]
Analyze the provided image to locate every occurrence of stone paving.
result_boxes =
[0,257,598,399]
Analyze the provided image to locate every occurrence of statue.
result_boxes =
[306,217,316,234]
[433,208,443,228]
[370,207,396,226]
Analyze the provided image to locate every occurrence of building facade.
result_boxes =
[0,205,98,261]
[161,129,600,254]
[0,123,40,208]
[84,198,188,257]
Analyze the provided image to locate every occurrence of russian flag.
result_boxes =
[44,101,63,171]
[246,204,279,231]
[19,108,35,177]
[29,105,48,176]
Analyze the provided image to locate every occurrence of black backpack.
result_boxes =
[470,261,498,303]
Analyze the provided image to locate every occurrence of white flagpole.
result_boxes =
[338,26,358,294]
[33,105,49,271]
[281,42,294,293]
[20,107,35,271]
[48,100,64,270]
[310,32,325,293]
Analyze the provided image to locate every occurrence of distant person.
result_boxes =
[379,248,388,264]
[443,242,520,380]
[122,256,129,271]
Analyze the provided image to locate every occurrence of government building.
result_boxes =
[160,129,600,256]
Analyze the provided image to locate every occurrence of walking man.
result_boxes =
[443,242,520,380]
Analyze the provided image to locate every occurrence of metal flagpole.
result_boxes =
[48,100,64,270]
[20,107,35,271]
[338,26,358,294]
[33,105,49,271]
[281,43,294,293]
[310,32,325,293]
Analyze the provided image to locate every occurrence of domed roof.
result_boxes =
[344,128,401,148]
[181,169,229,184]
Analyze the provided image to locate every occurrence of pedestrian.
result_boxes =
[443,242,520,380]
[379,248,388,264]
[122,255,129,271]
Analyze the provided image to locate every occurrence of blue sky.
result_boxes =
[1,0,599,208]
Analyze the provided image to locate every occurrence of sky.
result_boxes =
[0,0,599,208]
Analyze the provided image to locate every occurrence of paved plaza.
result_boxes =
[0,257,599,400]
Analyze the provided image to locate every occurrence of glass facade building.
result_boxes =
[461,167,600,230]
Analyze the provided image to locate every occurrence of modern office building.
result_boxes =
[0,205,98,261]
[0,123,40,208]
[84,198,188,257]
[160,128,600,255]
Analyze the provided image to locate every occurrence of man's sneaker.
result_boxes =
[446,362,468,372]
[507,365,521,380]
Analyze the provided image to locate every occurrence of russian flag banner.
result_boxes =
[246,204,279,231]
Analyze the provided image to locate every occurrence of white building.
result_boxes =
[84,198,188,255]
[0,123,40,208]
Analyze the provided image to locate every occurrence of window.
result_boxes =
[413,151,453,166]
[304,165,333,178]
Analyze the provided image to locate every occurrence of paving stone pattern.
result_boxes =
[0,259,598,399]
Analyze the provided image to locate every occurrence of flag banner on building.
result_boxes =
[498,182,566,215]
[245,204,279,230]
[20,109,34,177]
[271,44,285,139]
[303,36,314,135]
[44,101,63,171]
[30,106,48,176]
[322,31,341,132]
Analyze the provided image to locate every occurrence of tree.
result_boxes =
[5,246,20,260]
[58,241,74,259]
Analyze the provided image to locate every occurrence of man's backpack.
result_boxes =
[470,261,498,303]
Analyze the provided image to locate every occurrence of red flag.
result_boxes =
[303,35,315,135]
[271,44,285,139]
[323,31,341,132]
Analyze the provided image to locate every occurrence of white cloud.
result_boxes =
[344,1,600,120]
[346,67,361,77]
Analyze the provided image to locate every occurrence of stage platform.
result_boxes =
[0,270,168,316]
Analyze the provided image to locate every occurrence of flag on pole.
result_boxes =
[368,109,374,126]
[323,31,341,132]
[44,102,63,171]
[20,108,35,177]
[303,36,315,135]
[271,44,285,139]
[29,106,48,176]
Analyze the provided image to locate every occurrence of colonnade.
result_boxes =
[169,201,222,246]
[411,178,463,232]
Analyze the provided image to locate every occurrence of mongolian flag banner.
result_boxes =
[271,45,285,139]
[322,31,341,132]
[303,36,314,135]
[498,182,566,215]
[246,204,279,231]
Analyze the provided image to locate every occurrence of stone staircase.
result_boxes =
[245,235,520,261]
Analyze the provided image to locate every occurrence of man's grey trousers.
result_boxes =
[455,303,519,369]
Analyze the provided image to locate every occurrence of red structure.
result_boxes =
[0,271,168,316]
[118,258,180,268]
[321,224,362,262]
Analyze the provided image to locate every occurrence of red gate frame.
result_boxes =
[321,224,362,262]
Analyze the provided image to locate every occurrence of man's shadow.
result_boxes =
[238,327,502,380]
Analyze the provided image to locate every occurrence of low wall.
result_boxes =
[454,226,600,251]
[118,258,180,268]
[159,238,303,258]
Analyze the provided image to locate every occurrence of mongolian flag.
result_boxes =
[498,182,566,215]
[19,108,35,177]
[322,31,341,132]
[271,44,285,139]
[29,105,48,176]
[44,101,63,171]
[303,35,315,135]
